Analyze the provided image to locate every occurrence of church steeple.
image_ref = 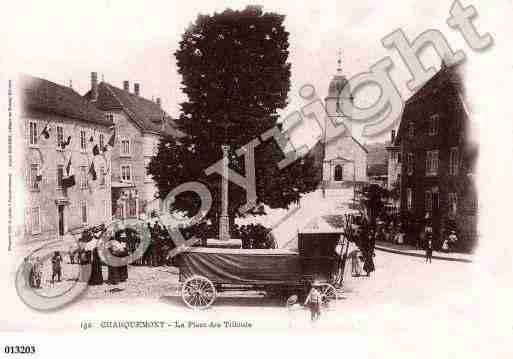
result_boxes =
[325,49,353,136]
[337,50,343,74]
[328,51,349,98]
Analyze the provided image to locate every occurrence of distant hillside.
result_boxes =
[365,141,389,166]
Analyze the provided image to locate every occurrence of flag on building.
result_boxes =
[60,136,71,149]
[88,161,97,181]
[102,130,115,153]
[35,166,43,182]
[107,131,115,147]
[40,123,50,139]
[62,155,75,188]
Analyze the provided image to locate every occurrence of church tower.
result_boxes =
[324,52,353,136]
[321,52,368,190]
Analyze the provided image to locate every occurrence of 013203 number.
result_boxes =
[4,345,36,354]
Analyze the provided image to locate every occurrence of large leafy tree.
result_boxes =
[359,184,390,226]
[149,6,321,233]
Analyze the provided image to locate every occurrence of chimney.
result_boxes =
[123,81,129,92]
[90,72,98,101]
[134,83,140,96]
[156,97,161,107]
[391,130,396,143]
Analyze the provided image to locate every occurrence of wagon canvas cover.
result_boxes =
[177,247,302,284]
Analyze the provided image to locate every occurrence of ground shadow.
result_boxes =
[160,293,287,309]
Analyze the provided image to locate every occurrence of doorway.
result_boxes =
[58,205,65,236]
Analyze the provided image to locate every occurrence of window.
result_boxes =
[99,166,106,186]
[29,121,38,146]
[56,165,64,189]
[99,134,104,150]
[449,147,459,175]
[406,188,413,210]
[128,197,137,217]
[30,207,41,234]
[121,138,130,156]
[121,165,131,181]
[334,165,343,181]
[30,164,39,190]
[448,192,458,216]
[80,130,86,150]
[425,188,439,212]
[81,201,88,226]
[107,113,114,123]
[144,158,152,180]
[408,122,415,138]
[425,150,439,176]
[407,152,414,175]
[80,166,88,189]
[425,190,432,211]
[56,125,64,148]
[428,114,439,136]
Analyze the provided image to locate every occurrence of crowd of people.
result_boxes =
[24,220,178,291]
[364,213,460,254]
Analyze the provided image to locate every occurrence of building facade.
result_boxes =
[386,130,401,191]
[395,65,477,250]
[322,57,368,188]
[85,74,182,219]
[19,75,113,242]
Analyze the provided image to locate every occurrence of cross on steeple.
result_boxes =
[337,50,342,73]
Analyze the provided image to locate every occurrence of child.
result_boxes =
[32,257,42,288]
[305,284,322,321]
[51,251,63,283]
[425,235,433,263]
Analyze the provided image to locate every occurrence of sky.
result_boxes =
[3,0,511,144]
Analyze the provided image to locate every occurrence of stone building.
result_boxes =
[84,73,182,219]
[386,130,401,191]
[322,57,368,189]
[19,75,113,242]
[395,64,478,250]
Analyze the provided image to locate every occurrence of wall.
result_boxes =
[109,111,145,217]
[21,111,112,243]
[141,132,161,213]
[323,135,367,184]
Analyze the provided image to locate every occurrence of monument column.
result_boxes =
[219,144,230,241]
[206,144,242,248]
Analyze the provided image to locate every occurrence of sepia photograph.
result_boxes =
[1,0,512,358]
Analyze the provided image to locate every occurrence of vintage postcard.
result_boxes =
[1,0,512,357]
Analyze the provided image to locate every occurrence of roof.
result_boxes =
[351,136,368,153]
[19,74,112,127]
[395,64,464,144]
[367,163,388,177]
[84,82,184,137]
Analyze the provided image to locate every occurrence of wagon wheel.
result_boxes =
[318,283,338,308]
[181,275,216,310]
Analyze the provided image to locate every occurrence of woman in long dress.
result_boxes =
[106,237,121,285]
[88,247,104,286]
[118,232,129,282]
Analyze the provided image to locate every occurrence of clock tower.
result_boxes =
[324,52,353,136]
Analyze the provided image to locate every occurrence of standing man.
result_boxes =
[425,230,434,263]
[51,251,63,283]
